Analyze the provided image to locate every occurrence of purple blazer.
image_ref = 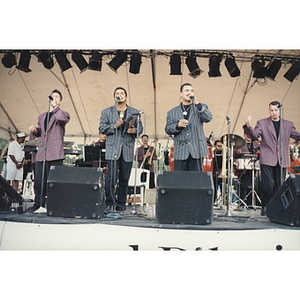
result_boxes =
[243,117,300,168]
[34,107,70,162]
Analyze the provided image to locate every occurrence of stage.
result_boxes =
[1,200,299,250]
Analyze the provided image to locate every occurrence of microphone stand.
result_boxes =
[226,116,231,217]
[279,104,284,186]
[191,96,202,172]
[39,97,51,210]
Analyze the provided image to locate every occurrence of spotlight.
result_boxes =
[265,59,282,81]
[72,51,88,72]
[107,51,127,73]
[170,53,182,75]
[55,51,72,72]
[208,54,222,77]
[89,51,102,71]
[185,55,203,79]
[38,51,54,69]
[251,57,266,78]
[283,61,300,82]
[2,53,17,68]
[129,52,142,74]
[225,55,240,78]
[16,51,31,72]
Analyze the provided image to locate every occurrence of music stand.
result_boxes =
[84,146,106,168]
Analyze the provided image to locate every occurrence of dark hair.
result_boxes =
[214,140,222,146]
[114,87,127,97]
[141,134,149,138]
[180,83,192,92]
[51,89,62,101]
[269,100,280,107]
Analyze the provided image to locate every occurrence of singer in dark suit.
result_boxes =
[165,83,212,171]
[29,89,70,211]
[244,100,300,214]
[99,87,143,212]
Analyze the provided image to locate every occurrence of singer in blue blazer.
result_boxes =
[99,87,143,211]
[165,83,212,171]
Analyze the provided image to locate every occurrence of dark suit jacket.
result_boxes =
[243,117,300,168]
[165,103,212,160]
[34,107,70,162]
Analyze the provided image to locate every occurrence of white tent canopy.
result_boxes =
[1,50,300,148]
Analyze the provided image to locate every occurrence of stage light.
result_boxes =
[283,61,300,82]
[89,51,102,71]
[38,51,54,69]
[107,51,127,73]
[185,55,203,79]
[2,52,17,68]
[208,54,222,77]
[55,51,72,72]
[129,52,142,74]
[251,58,266,78]
[225,55,240,78]
[16,51,32,72]
[265,59,282,81]
[170,53,182,75]
[72,51,88,72]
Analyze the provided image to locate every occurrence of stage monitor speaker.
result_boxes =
[156,171,214,224]
[0,175,23,210]
[47,166,105,219]
[266,174,300,227]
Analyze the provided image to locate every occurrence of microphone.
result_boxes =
[226,116,231,123]
[116,96,121,101]
[131,111,144,115]
[190,95,194,101]
[207,131,213,142]
[48,95,53,101]
[277,103,282,108]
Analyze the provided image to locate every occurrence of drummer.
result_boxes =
[233,133,260,206]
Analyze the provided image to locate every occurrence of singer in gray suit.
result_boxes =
[165,83,212,171]
[99,87,143,212]
[244,100,300,214]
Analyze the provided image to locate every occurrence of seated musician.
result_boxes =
[136,134,157,189]
[90,132,107,168]
[233,133,260,206]
[287,153,300,176]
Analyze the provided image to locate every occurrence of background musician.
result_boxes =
[233,133,260,206]
[136,134,157,189]
[212,140,223,205]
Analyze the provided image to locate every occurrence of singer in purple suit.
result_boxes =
[29,89,70,211]
[244,100,300,215]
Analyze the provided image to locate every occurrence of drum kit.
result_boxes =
[217,133,262,213]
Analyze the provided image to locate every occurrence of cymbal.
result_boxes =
[221,134,245,149]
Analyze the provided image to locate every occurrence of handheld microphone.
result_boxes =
[190,95,194,101]
[116,96,121,101]
[48,95,53,101]
[132,111,144,115]
[277,103,282,108]
[207,131,213,141]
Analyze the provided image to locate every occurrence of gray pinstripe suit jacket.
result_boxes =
[34,107,70,162]
[243,117,300,168]
[99,105,143,162]
[165,103,212,160]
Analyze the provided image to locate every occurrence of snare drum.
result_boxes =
[235,158,260,170]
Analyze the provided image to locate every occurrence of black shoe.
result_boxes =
[27,205,40,211]
[116,205,126,212]
[260,207,267,216]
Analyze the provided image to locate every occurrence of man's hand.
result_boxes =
[244,115,251,127]
[178,119,188,128]
[115,119,124,128]
[127,125,136,134]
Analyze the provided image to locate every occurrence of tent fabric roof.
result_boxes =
[1,50,300,147]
